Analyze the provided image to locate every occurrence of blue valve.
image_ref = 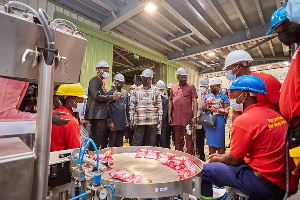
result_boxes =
[94,172,101,185]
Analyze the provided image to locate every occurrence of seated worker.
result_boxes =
[51,83,87,152]
[200,75,299,200]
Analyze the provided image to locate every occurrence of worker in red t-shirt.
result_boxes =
[223,50,282,121]
[267,4,300,177]
[51,83,88,152]
[200,75,298,200]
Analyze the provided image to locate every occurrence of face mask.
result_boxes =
[102,72,109,79]
[200,87,207,93]
[141,77,149,85]
[179,80,187,86]
[225,70,237,81]
[211,88,218,95]
[116,82,123,89]
[130,90,134,95]
[230,93,244,112]
[159,91,164,96]
[278,23,300,46]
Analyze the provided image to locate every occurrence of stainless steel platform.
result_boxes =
[99,146,203,198]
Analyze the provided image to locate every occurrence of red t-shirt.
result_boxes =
[169,83,198,126]
[51,106,81,152]
[280,48,300,120]
[230,103,298,191]
[251,72,281,111]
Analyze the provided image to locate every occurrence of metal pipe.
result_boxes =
[32,55,54,200]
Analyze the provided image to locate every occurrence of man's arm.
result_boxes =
[192,97,198,125]
[168,100,173,125]
[209,153,244,166]
[89,78,114,103]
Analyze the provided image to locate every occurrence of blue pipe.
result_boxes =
[70,192,89,200]
[105,185,115,200]
[78,186,86,200]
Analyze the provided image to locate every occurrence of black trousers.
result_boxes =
[133,125,157,146]
[196,127,206,160]
[89,119,107,150]
[159,126,171,148]
[109,130,125,147]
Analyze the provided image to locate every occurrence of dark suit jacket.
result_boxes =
[162,95,169,128]
[85,76,114,120]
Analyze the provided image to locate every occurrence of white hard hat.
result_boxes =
[199,78,209,87]
[210,77,222,85]
[176,67,188,76]
[167,83,174,89]
[156,80,165,89]
[130,84,137,89]
[96,60,109,68]
[223,50,253,70]
[111,82,115,87]
[140,69,153,78]
[114,73,125,82]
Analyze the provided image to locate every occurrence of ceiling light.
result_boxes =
[144,3,156,12]
[207,52,215,57]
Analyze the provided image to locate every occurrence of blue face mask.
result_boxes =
[102,72,109,79]
[225,70,236,81]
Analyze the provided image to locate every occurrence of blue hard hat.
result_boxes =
[267,5,288,35]
[229,75,267,95]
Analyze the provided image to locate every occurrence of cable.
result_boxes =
[105,185,115,200]
[283,142,289,200]
[78,185,86,200]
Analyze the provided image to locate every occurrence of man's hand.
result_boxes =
[158,120,163,129]
[80,119,87,127]
[108,123,115,131]
[292,161,300,176]
[168,117,173,125]
[52,112,70,126]
[208,153,222,163]
[191,117,197,126]
[113,90,121,100]
[130,120,134,130]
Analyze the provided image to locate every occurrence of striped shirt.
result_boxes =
[129,85,163,125]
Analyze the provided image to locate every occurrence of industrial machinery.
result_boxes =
[0,2,202,200]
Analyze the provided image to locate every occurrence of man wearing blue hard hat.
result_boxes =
[267,2,300,177]
[200,75,298,200]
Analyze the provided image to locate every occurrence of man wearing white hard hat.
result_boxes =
[223,50,281,119]
[196,77,210,160]
[202,77,229,155]
[129,69,163,146]
[85,60,121,149]
[168,67,198,155]
[156,80,170,148]
[107,74,129,147]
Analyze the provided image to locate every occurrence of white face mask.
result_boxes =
[200,87,207,93]
[225,66,239,81]
[230,93,244,112]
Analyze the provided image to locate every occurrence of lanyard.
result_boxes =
[97,75,107,91]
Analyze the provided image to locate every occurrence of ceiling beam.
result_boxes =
[159,1,212,45]
[128,19,183,51]
[54,0,103,22]
[101,0,160,31]
[113,48,135,66]
[183,0,221,38]
[206,0,234,35]
[213,49,226,58]
[89,0,119,12]
[179,56,289,62]
[113,60,132,68]
[230,0,249,37]
[76,0,110,16]
[168,22,271,60]
[139,14,176,37]
[156,12,185,34]
[268,40,275,57]
[168,30,193,42]
[189,36,200,45]
[254,0,265,26]
[178,40,191,48]
[120,24,174,52]
[256,45,265,63]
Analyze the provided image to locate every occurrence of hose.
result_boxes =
[74,138,99,168]
[78,185,86,200]
[70,191,89,200]
[6,1,54,65]
[105,185,115,200]
[283,142,289,200]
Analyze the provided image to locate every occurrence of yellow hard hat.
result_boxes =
[56,83,88,98]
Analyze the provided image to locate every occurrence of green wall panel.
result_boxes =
[165,65,179,85]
